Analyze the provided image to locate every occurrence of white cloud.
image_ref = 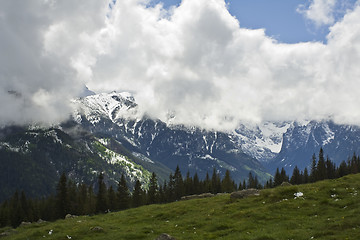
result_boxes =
[297,0,337,27]
[1,0,360,130]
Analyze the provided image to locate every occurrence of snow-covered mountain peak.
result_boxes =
[233,121,292,162]
[72,91,139,125]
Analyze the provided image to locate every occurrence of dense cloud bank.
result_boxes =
[1,0,360,130]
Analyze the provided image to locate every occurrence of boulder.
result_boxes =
[0,231,11,237]
[90,226,104,232]
[230,189,260,199]
[37,219,47,224]
[20,221,31,226]
[155,233,176,240]
[65,214,77,219]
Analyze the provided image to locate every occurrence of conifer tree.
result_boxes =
[85,185,96,214]
[55,173,69,218]
[317,148,326,180]
[247,172,256,188]
[211,168,222,193]
[280,168,289,183]
[117,174,130,210]
[221,170,234,193]
[274,168,282,186]
[173,166,184,200]
[96,172,108,213]
[147,172,159,204]
[193,173,200,194]
[167,173,175,202]
[107,186,116,211]
[290,166,301,185]
[132,180,144,208]
[326,157,336,179]
[184,171,193,196]
[303,167,309,184]
[78,184,88,215]
[310,153,317,182]
[204,172,211,192]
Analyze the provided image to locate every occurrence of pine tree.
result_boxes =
[310,153,317,182]
[132,180,144,208]
[78,184,88,215]
[55,173,69,219]
[204,172,211,193]
[107,186,116,211]
[326,156,336,179]
[317,148,326,180]
[117,174,130,210]
[303,167,309,184]
[184,171,193,196]
[211,168,221,194]
[147,172,159,204]
[167,173,175,202]
[280,168,289,183]
[274,168,282,186]
[247,172,256,188]
[173,166,184,200]
[290,166,301,185]
[96,172,108,213]
[193,173,200,194]
[221,170,234,193]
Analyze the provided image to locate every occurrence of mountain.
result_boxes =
[0,124,170,202]
[266,121,360,174]
[72,92,271,183]
[3,90,360,202]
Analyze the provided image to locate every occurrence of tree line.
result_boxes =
[266,148,360,188]
[0,166,239,228]
[1,148,360,228]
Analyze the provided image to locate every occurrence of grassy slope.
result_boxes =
[3,174,360,240]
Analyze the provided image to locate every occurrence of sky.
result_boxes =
[1,0,360,130]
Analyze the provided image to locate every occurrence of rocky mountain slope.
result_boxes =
[267,121,360,173]
[0,124,171,202]
[72,92,272,183]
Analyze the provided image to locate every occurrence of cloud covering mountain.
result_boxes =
[1,0,360,130]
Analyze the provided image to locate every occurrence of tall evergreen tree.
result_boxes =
[274,168,282,186]
[96,172,108,213]
[132,180,144,208]
[310,153,317,182]
[211,168,222,194]
[173,166,184,200]
[193,173,201,194]
[280,168,289,183]
[317,148,327,180]
[117,174,130,210]
[221,170,234,193]
[303,167,309,184]
[290,166,302,185]
[147,172,159,204]
[55,173,69,219]
[107,186,116,211]
[184,171,193,196]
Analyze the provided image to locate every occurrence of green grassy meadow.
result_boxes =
[2,174,360,240]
